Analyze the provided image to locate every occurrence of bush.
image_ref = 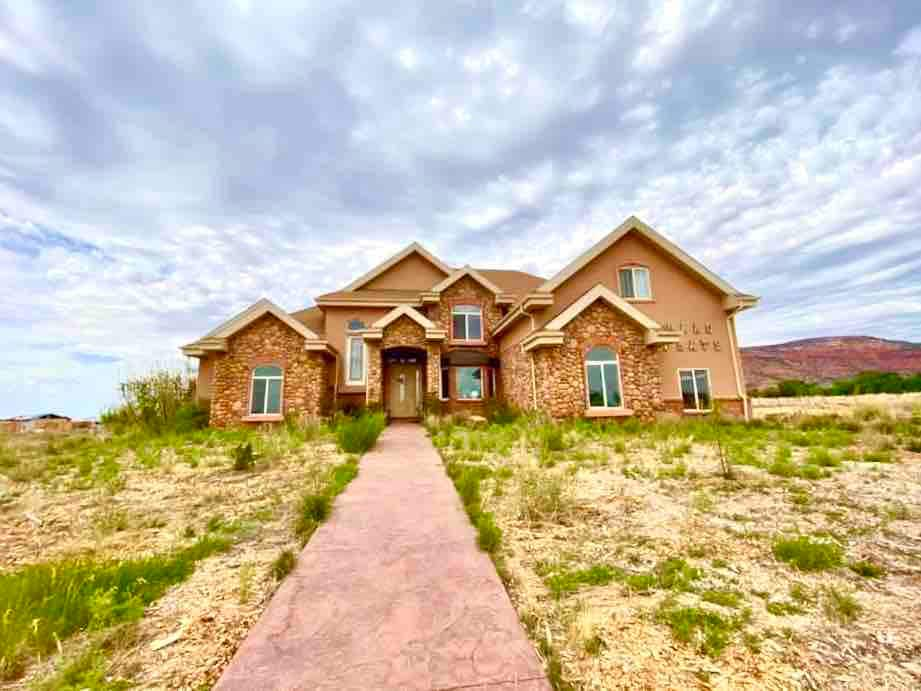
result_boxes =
[271,550,297,581]
[172,403,209,434]
[231,442,256,471]
[848,560,885,578]
[823,587,861,624]
[336,412,386,454]
[772,536,843,571]
[517,469,574,523]
[476,512,502,553]
[484,399,519,425]
[101,368,197,435]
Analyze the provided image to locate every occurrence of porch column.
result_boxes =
[366,341,383,406]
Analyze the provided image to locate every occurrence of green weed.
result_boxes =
[772,536,843,571]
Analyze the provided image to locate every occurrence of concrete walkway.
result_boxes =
[216,424,550,691]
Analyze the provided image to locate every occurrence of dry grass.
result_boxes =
[431,400,921,690]
[0,427,345,689]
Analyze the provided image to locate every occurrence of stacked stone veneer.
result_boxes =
[503,300,665,421]
[365,315,440,407]
[427,276,503,356]
[210,314,329,427]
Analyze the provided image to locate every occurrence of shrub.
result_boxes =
[517,469,574,523]
[336,412,386,454]
[231,442,256,471]
[861,449,893,463]
[484,399,519,425]
[101,368,196,435]
[766,600,806,616]
[807,447,840,467]
[655,600,745,658]
[701,589,743,609]
[772,536,843,571]
[271,550,297,581]
[294,492,331,540]
[823,587,861,624]
[848,560,885,578]
[476,512,502,553]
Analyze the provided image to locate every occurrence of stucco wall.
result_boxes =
[323,306,391,391]
[361,252,449,290]
[210,314,329,427]
[529,230,743,403]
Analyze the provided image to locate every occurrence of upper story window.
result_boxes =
[452,305,483,342]
[251,365,283,415]
[680,368,712,412]
[585,346,622,409]
[619,266,651,300]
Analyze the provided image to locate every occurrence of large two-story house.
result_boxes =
[181,216,758,426]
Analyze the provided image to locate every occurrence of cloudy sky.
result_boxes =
[2,1,920,418]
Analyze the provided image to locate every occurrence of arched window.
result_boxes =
[585,347,623,409]
[250,365,283,415]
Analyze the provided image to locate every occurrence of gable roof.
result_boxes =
[344,242,452,291]
[539,215,741,296]
[290,306,326,337]
[475,269,545,297]
[205,298,319,339]
[430,265,504,294]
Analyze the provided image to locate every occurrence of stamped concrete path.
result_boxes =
[216,423,551,691]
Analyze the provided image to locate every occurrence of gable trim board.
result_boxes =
[344,242,452,291]
[362,305,448,342]
[181,298,323,356]
[521,284,682,351]
[431,265,503,295]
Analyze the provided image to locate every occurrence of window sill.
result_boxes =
[682,409,713,415]
[624,297,654,303]
[450,340,487,347]
[584,408,634,418]
[455,398,484,403]
[242,414,283,422]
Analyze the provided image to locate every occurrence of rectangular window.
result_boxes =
[347,336,365,384]
[585,348,622,409]
[679,368,712,411]
[250,365,283,415]
[619,267,651,299]
[452,305,483,341]
[440,366,450,400]
[457,366,483,400]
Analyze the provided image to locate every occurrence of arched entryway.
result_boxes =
[382,346,427,419]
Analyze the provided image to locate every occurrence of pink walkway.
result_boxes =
[216,423,550,690]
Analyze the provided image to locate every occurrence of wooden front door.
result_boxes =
[387,363,421,418]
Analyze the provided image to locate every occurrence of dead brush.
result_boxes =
[516,468,575,524]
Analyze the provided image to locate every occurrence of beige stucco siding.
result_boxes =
[195,356,214,403]
[362,253,449,290]
[529,231,742,400]
[323,306,391,389]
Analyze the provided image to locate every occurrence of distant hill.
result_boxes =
[742,336,921,391]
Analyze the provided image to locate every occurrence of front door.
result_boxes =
[387,363,420,418]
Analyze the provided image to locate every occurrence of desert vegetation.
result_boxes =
[427,400,921,690]
[0,371,384,689]
[751,371,921,398]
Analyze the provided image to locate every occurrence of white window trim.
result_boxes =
[678,368,713,412]
[585,351,625,409]
[456,365,485,401]
[451,305,484,342]
[249,367,284,416]
[439,366,450,401]
[619,266,653,301]
[346,335,367,385]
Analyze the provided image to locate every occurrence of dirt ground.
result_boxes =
[751,393,921,419]
[0,429,345,690]
[433,397,921,690]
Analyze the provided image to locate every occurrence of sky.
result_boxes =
[2,1,921,419]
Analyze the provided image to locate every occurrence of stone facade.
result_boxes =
[427,276,503,357]
[365,315,440,407]
[660,398,745,418]
[500,340,534,412]
[501,300,664,421]
[210,314,329,427]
